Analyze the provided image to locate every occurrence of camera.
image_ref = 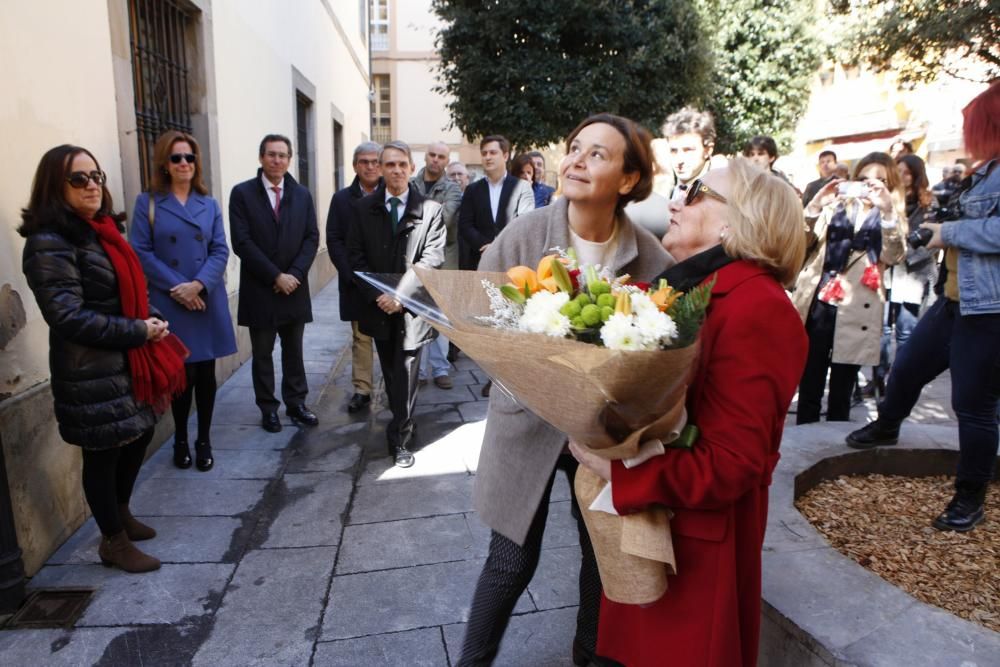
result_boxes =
[837,182,869,199]
[906,204,963,248]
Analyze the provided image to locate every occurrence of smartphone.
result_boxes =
[837,182,869,199]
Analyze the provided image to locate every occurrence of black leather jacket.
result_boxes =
[22,222,156,449]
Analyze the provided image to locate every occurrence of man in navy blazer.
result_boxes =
[230,134,320,433]
[457,135,534,270]
[326,141,383,414]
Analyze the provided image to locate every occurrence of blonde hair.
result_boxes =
[720,157,806,287]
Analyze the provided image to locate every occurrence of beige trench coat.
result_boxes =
[792,203,905,366]
[475,197,673,545]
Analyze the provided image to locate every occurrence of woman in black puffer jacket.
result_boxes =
[19,145,186,573]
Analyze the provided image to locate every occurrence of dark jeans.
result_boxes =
[797,300,859,424]
[249,322,308,412]
[373,321,424,451]
[81,428,154,537]
[874,301,920,384]
[879,298,1000,484]
[171,359,218,443]
[458,455,600,666]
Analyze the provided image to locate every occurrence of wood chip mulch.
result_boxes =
[795,474,999,633]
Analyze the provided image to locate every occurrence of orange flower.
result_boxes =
[535,254,562,293]
[506,265,540,295]
[650,286,681,312]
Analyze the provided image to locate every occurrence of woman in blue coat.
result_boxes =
[131,131,237,471]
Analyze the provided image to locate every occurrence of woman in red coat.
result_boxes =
[571,157,808,667]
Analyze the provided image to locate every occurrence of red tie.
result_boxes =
[272,186,281,219]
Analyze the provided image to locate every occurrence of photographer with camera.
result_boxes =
[865,154,940,397]
[846,82,1000,532]
[794,152,906,425]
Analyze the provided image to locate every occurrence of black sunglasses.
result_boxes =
[169,153,196,164]
[684,179,728,206]
[66,170,107,189]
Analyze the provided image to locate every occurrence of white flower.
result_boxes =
[629,291,659,316]
[478,279,523,329]
[519,290,571,337]
[634,308,678,348]
[600,312,643,350]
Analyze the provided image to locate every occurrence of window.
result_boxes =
[333,119,344,191]
[371,75,391,144]
[127,0,196,189]
[296,92,314,194]
[371,0,389,51]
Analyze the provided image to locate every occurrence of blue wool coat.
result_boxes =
[130,191,237,363]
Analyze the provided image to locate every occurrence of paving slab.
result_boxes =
[528,545,584,611]
[349,474,475,524]
[28,562,234,626]
[415,383,479,405]
[0,627,132,667]
[257,472,353,549]
[442,606,580,666]
[359,422,483,484]
[200,424,295,450]
[192,547,336,667]
[146,446,284,480]
[337,514,483,574]
[130,478,270,516]
[322,559,534,640]
[457,399,489,423]
[540,499,582,550]
[285,437,362,473]
[312,627,449,667]
[48,516,243,565]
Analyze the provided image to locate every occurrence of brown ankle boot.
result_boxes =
[118,504,156,541]
[98,531,160,573]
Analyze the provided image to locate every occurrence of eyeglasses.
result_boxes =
[683,179,728,206]
[169,153,196,164]
[66,170,107,188]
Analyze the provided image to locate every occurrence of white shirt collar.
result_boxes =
[385,187,409,209]
[262,173,285,192]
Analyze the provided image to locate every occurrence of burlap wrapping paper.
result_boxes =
[414,267,701,604]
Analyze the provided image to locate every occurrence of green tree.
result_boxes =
[431,0,711,149]
[830,0,1000,86]
[695,0,821,155]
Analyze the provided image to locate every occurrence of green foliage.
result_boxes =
[694,0,822,154]
[829,0,1000,86]
[667,275,715,347]
[431,0,711,149]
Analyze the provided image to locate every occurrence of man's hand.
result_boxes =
[170,281,206,311]
[479,243,491,254]
[376,294,403,314]
[274,273,301,295]
[920,221,946,250]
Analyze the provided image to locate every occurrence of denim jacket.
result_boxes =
[940,158,1000,314]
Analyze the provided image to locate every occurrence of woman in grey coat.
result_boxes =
[458,114,672,666]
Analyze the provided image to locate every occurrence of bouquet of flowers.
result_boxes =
[358,251,711,605]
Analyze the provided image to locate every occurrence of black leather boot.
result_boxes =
[195,439,214,472]
[173,438,192,469]
[932,480,988,532]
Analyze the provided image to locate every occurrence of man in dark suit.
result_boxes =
[230,134,320,433]
[326,141,383,413]
[801,149,837,207]
[458,135,534,271]
[348,140,446,468]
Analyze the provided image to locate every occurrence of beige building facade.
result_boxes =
[0,0,370,574]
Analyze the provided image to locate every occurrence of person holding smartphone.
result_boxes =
[793,152,906,424]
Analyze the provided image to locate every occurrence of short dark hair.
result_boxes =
[18,144,123,239]
[510,154,534,179]
[480,135,510,155]
[818,149,837,161]
[526,150,544,164]
[662,107,716,145]
[565,113,654,212]
[259,134,293,158]
[744,135,778,159]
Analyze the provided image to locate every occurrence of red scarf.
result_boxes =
[86,215,188,413]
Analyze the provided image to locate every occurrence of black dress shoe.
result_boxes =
[481,380,492,397]
[394,446,414,468]
[347,393,371,413]
[194,440,214,472]
[846,419,900,449]
[173,439,192,469]
[932,481,987,532]
[287,404,319,427]
[447,343,460,363]
[262,412,282,433]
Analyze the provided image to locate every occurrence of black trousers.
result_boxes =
[171,359,218,443]
[797,300,859,424]
[81,428,154,537]
[249,322,308,412]
[457,455,600,666]
[373,323,424,451]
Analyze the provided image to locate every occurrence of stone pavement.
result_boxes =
[0,280,586,667]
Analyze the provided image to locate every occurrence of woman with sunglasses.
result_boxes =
[794,152,906,424]
[131,131,236,471]
[19,145,188,572]
[570,158,808,666]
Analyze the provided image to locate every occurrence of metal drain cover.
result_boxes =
[5,588,94,629]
